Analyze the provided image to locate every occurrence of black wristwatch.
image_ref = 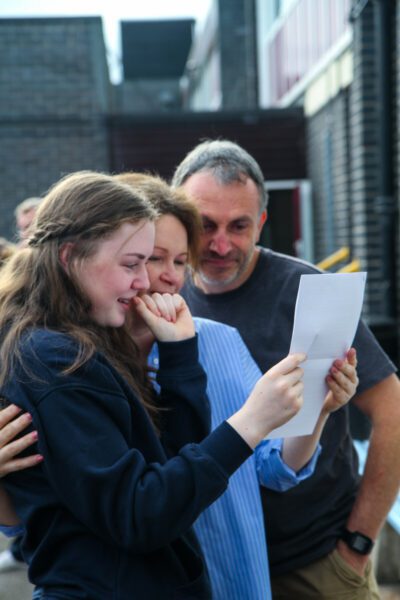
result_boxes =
[340,529,374,555]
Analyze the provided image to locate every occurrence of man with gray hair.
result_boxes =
[173,139,400,599]
[14,197,42,245]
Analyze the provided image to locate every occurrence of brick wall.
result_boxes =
[348,0,400,332]
[307,1,398,340]
[307,91,351,262]
[0,17,111,240]
[349,2,381,322]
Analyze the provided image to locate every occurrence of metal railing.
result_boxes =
[316,246,360,272]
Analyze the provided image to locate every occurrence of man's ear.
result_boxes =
[256,210,267,241]
[59,242,74,272]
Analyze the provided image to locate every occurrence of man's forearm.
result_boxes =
[349,374,400,536]
[338,374,400,573]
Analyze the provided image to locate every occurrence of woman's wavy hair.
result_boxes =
[115,172,202,271]
[0,171,159,421]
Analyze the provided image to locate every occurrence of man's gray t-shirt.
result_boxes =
[182,247,397,575]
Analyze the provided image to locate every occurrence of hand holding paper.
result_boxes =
[268,272,366,438]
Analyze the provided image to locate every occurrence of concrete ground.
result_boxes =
[0,533,399,599]
[0,535,32,600]
[381,588,400,600]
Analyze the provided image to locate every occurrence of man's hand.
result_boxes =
[336,538,370,576]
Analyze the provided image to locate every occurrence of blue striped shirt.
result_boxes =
[149,317,320,599]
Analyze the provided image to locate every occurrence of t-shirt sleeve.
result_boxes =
[352,319,397,394]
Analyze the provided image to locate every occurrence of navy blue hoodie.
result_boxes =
[2,329,252,599]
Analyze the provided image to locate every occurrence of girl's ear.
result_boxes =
[59,242,74,272]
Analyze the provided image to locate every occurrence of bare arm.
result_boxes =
[337,372,400,573]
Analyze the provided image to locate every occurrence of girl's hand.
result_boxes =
[322,348,359,414]
[133,293,195,342]
[228,353,306,448]
[127,306,155,362]
[0,404,43,477]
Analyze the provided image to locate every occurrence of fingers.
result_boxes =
[346,347,357,367]
[325,378,352,408]
[152,293,176,322]
[327,367,358,394]
[172,293,185,312]
[280,367,305,389]
[163,294,177,322]
[136,293,179,322]
[0,454,43,478]
[326,373,358,400]
[267,359,305,409]
[329,354,359,387]
[134,293,194,342]
[0,410,33,447]
[0,430,43,478]
[268,353,307,377]
[0,404,23,428]
[326,364,358,410]
[291,379,304,399]
[0,406,43,478]
[153,293,186,321]
[133,296,164,331]
[135,294,160,317]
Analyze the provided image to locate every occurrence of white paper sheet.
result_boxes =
[267,272,367,439]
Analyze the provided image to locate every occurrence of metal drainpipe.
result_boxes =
[373,0,396,321]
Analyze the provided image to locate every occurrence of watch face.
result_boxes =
[352,535,372,553]
[342,530,373,554]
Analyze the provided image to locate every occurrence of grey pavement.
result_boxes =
[1,531,400,600]
[0,535,32,600]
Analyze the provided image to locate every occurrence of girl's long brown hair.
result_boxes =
[0,171,159,421]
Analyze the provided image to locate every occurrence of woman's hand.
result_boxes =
[322,348,358,415]
[227,354,306,448]
[0,404,43,477]
[280,348,359,472]
[133,293,195,342]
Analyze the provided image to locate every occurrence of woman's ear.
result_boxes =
[59,242,74,272]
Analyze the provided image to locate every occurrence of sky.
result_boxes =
[0,0,212,82]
